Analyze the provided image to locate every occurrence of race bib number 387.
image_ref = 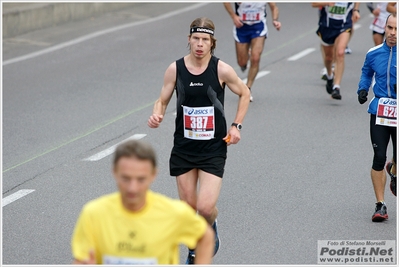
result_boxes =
[376,98,397,127]
[183,106,215,140]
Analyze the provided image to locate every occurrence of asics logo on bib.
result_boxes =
[189,82,203,87]
[188,109,209,115]
[383,99,396,105]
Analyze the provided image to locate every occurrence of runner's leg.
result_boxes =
[235,42,250,70]
[176,169,199,210]
[371,170,387,202]
[197,170,222,256]
[390,125,397,175]
[332,31,351,87]
[391,160,397,175]
[322,45,334,77]
[196,170,222,224]
[177,169,200,262]
[320,43,325,61]
[373,32,384,46]
[345,27,353,54]
[370,115,391,202]
[246,36,265,89]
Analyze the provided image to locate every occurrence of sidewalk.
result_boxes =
[3,3,137,38]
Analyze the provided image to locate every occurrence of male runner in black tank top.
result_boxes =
[148,17,250,264]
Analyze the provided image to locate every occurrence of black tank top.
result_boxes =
[173,56,227,156]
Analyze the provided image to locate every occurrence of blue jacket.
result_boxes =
[358,41,397,115]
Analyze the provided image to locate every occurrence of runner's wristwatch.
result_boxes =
[231,123,242,131]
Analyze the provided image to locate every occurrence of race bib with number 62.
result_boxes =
[376,98,397,127]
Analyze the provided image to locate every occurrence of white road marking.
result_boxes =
[2,190,35,207]
[354,24,362,30]
[3,3,208,66]
[287,48,316,61]
[84,134,147,161]
[242,70,270,84]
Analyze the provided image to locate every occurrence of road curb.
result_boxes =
[2,3,137,38]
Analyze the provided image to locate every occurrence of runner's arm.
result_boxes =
[357,55,373,104]
[352,3,361,23]
[223,3,243,28]
[358,54,374,94]
[366,3,374,13]
[194,225,214,264]
[311,3,334,8]
[268,3,281,30]
[218,61,250,145]
[369,3,380,17]
[387,2,397,14]
[148,63,176,128]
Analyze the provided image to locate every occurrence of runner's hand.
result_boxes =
[273,21,281,31]
[223,126,241,146]
[148,114,163,128]
[372,8,380,17]
[358,90,368,104]
[74,249,96,264]
[233,15,244,28]
[86,250,96,264]
[352,10,360,23]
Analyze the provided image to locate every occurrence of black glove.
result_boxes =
[358,90,368,104]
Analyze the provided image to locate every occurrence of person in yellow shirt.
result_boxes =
[71,140,214,264]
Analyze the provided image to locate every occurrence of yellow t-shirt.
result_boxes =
[71,190,207,264]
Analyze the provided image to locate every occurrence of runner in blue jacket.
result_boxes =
[357,14,397,222]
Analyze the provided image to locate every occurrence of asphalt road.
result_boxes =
[2,2,397,265]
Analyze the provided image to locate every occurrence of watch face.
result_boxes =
[232,123,242,130]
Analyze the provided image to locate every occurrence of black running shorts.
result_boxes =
[372,30,385,37]
[317,26,352,46]
[169,151,227,178]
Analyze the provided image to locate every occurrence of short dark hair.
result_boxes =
[386,13,397,25]
[113,140,157,170]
